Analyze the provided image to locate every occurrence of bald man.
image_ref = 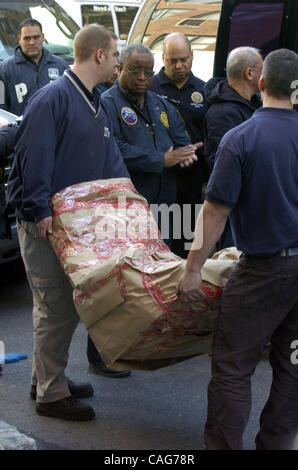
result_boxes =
[150,33,209,258]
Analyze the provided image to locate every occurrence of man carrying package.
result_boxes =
[178,49,298,450]
[8,24,130,421]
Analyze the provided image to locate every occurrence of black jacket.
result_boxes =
[204,78,259,168]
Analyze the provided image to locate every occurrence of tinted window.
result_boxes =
[81,5,114,32]
[228,2,285,56]
[115,6,139,39]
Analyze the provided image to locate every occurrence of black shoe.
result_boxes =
[30,378,94,400]
[36,396,95,421]
[89,362,131,378]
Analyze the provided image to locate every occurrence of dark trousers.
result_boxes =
[87,335,104,365]
[205,254,298,450]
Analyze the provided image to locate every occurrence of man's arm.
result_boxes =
[15,90,57,223]
[177,200,231,302]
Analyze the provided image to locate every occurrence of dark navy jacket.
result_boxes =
[101,81,191,206]
[206,108,298,255]
[150,67,210,206]
[150,67,208,143]
[0,47,69,116]
[0,125,18,165]
[8,73,129,223]
[204,78,259,169]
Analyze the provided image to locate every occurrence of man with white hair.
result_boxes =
[204,46,263,249]
[204,46,263,169]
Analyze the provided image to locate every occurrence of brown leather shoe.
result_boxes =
[36,396,95,421]
[89,362,131,378]
[30,378,93,400]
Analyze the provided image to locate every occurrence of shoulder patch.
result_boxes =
[48,68,60,80]
[160,111,169,128]
[191,91,204,104]
[121,107,137,125]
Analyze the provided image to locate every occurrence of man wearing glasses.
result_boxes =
[0,18,69,116]
[101,44,200,247]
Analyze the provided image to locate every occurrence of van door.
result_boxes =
[214,0,298,77]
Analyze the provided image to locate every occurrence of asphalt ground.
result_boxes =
[0,270,277,454]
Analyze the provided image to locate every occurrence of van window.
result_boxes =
[0,0,79,63]
[228,2,285,55]
[115,6,139,39]
[81,5,114,31]
[128,0,221,80]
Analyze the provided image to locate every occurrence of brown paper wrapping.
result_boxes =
[50,178,240,370]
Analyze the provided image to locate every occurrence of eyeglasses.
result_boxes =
[250,66,262,70]
[125,69,154,78]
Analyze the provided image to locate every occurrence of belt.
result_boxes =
[244,247,298,259]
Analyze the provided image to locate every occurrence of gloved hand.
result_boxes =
[4,353,28,363]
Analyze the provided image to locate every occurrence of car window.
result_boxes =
[0,0,79,63]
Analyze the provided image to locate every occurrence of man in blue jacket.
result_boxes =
[150,33,209,257]
[0,18,69,116]
[8,24,129,421]
[101,44,200,246]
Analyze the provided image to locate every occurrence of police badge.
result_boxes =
[191,92,204,104]
[48,68,60,80]
[160,111,169,128]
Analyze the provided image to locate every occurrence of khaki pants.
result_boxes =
[17,220,79,403]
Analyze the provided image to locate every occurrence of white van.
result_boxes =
[56,0,143,48]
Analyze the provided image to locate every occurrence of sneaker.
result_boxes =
[30,378,93,400]
[36,396,95,421]
[89,362,131,378]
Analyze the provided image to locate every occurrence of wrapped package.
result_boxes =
[50,178,240,370]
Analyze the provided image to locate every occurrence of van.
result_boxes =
[56,0,143,48]
[128,0,298,80]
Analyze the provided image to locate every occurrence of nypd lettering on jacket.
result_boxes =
[0,46,69,116]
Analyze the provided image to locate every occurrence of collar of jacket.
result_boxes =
[14,46,52,65]
[116,80,149,108]
[155,67,197,90]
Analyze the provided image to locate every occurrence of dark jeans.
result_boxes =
[205,254,298,450]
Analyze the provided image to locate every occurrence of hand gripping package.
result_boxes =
[49,178,240,370]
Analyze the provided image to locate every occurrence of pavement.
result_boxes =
[0,274,273,451]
